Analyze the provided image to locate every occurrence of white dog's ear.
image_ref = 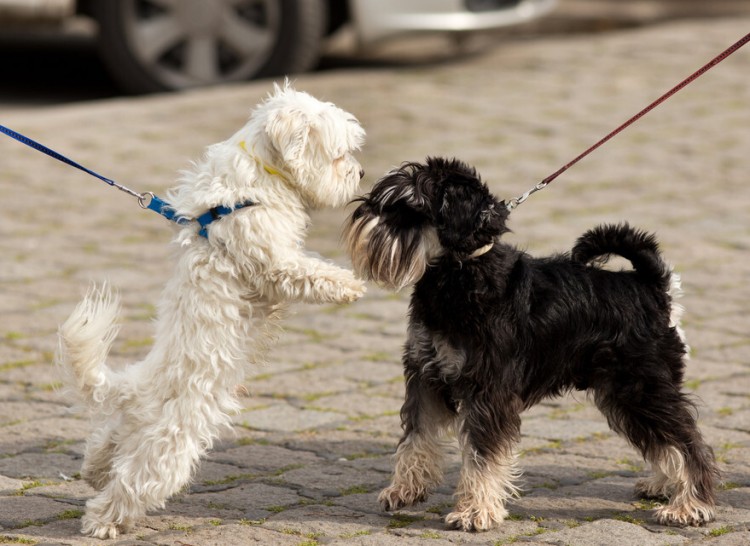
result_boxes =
[265,107,313,168]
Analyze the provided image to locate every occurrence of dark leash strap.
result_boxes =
[506,32,750,210]
[0,124,254,237]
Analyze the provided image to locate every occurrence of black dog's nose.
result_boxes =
[359,169,365,179]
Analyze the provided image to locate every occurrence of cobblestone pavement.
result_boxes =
[1,4,750,546]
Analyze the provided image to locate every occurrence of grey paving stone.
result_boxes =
[280,462,386,500]
[207,442,322,475]
[167,482,302,521]
[0,474,24,492]
[534,518,689,545]
[234,403,346,432]
[522,417,613,441]
[0,452,82,481]
[143,522,304,546]
[0,495,82,529]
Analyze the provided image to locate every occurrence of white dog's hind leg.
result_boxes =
[57,284,120,406]
[81,480,139,540]
[81,425,118,491]
[81,402,221,539]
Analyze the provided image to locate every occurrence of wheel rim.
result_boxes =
[120,0,281,89]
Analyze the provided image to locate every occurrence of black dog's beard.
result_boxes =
[345,157,719,531]
[345,205,440,290]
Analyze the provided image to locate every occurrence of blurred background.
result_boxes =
[1,0,749,107]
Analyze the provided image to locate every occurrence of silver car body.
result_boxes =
[349,0,557,43]
[0,0,74,21]
[0,0,556,42]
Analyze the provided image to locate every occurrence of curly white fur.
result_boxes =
[56,83,366,539]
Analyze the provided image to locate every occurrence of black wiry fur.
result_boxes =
[345,157,719,531]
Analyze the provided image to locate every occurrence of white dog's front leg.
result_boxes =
[269,254,366,304]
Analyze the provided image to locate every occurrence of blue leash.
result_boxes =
[0,124,254,238]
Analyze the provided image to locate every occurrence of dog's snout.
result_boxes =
[359,169,365,180]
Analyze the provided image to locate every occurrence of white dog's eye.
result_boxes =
[334,153,358,176]
[334,155,347,171]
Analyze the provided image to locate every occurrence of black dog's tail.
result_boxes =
[571,223,671,289]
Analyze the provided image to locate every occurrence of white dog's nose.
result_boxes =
[359,169,365,179]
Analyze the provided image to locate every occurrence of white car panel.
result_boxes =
[0,0,73,21]
[349,0,557,43]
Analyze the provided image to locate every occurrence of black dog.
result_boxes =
[344,157,718,531]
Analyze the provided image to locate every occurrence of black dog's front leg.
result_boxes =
[445,387,523,531]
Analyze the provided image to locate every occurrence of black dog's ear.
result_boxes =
[368,162,435,216]
[437,182,508,254]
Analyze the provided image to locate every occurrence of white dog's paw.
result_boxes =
[81,514,120,539]
[338,276,366,303]
[313,269,366,304]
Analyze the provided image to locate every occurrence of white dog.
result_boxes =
[57,84,366,539]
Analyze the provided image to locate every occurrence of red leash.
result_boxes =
[507,32,750,210]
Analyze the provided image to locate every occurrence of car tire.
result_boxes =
[93,0,328,94]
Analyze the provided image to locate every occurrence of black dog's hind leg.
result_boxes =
[593,350,718,526]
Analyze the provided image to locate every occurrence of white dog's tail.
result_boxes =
[57,284,120,408]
